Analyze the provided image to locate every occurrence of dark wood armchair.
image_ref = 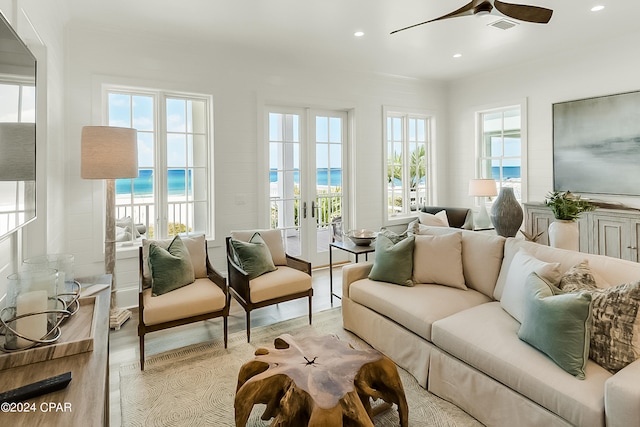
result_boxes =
[226,230,313,342]
[138,236,228,370]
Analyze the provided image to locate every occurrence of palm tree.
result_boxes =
[387,145,426,190]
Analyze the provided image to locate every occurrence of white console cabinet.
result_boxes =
[523,203,640,262]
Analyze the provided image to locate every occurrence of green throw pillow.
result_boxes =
[149,235,196,296]
[230,232,277,280]
[368,234,415,287]
[518,272,592,379]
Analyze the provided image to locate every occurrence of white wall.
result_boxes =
[446,31,640,211]
[0,0,68,301]
[64,24,447,308]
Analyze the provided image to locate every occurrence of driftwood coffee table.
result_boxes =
[235,334,408,426]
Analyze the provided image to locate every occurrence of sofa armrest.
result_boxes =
[605,358,640,427]
[341,262,373,300]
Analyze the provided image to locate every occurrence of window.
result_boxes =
[106,87,212,242]
[385,109,432,219]
[477,106,522,201]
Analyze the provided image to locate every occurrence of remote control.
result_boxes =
[0,372,72,403]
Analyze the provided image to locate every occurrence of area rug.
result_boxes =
[119,308,481,426]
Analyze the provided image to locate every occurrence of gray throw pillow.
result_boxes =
[559,261,640,372]
[518,272,592,379]
[149,235,196,296]
[378,227,409,244]
[368,234,415,287]
[230,232,277,280]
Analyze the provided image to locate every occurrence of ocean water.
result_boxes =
[116,169,191,196]
[492,166,521,180]
[270,168,342,186]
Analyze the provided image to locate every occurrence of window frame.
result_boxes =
[102,84,214,245]
[383,106,434,223]
[475,100,528,204]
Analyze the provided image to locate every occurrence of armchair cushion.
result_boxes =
[249,266,312,303]
[149,236,196,296]
[230,229,287,265]
[142,234,207,289]
[418,210,450,227]
[230,232,277,280]
[142,277,227,326]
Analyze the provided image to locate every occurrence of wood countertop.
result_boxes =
[0,275,111,426]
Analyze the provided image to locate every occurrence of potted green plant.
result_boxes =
[544,191,595,220]
[544,191,595,250]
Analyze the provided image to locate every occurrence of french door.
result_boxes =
[267,107,348,266]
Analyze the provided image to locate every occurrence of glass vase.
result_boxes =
[3,269,58,350]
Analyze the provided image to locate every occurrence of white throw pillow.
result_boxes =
[418,210,449,227]
[500,249,562,322]
[413,233,466,289]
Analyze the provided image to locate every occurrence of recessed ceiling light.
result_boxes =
[591,5,605,12]
[354,31,365,37]
[453,53,462,59]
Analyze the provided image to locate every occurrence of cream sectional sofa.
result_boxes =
[341,226,640,427]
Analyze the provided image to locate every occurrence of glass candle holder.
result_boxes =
[2,269,59,350]
[23,254,79,314]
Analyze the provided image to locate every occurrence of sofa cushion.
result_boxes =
[431,301,612,427]
[518,273,592,379]
[560,262,640,373]
[149,236,196,296]
[500,249,562,322]
[413,233,466,290]
[368,234,415,287]
[142,278,226,326]
[349,279,490,341]
[231,229,287,265]
[142,234,207,289]
[230,232,278,280]
[249,266,312,304]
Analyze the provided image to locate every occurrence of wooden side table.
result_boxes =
[329,241,375,304]
[0,275,111,426]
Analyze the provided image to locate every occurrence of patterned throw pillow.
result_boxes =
[560,260,640,372]
[378,227,409,244]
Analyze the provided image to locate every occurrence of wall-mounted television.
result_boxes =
[0,13,37,239]
[553,90,640,196]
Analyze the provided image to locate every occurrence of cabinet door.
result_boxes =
[529,209,554,246]
[630,221,640,262]
[591,215,630,260]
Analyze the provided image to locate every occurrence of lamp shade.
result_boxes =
[0,122,35,181]
[468,179,497,197]
[81,126,138,179]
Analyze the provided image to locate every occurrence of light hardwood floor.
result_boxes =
[108,266,344,426]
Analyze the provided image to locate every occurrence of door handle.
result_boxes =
[303,202,307,219]
[311,201,316,218]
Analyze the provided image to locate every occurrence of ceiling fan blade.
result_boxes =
[493,0,553,24]
[391,1,477,34]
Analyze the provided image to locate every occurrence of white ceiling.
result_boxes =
[65,0,640,81]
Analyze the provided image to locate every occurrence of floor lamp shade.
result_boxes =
[81,126,138,179]
[80,125,138,329]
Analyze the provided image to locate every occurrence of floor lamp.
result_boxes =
[469,178,497,229]
[81,126,138,329]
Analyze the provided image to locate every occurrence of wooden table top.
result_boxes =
[0,275,111,426]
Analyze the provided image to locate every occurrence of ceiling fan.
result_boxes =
[391,0,553,34]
